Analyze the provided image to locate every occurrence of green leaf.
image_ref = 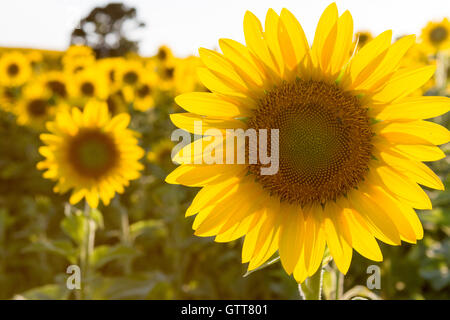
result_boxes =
[61,211,86,245]
[91,244,141,270]
[129,219,167,239]
[14,284,70,300]
[89,208,104,229]
[23,239,78,264]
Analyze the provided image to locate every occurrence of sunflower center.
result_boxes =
[81,82,95,96]
[123,71,138,85]
[162,67,174,80]
[106,96,117,114]
[109,70,115,82]
[47,80,67,98]
[429,26,448,43]
[358,34,369,46]
[27,99,48,116]
[67,129,119,179]
[137,84,151,98]
[157,48,167,61]
[7,63,19,76]
[247,80,373,206]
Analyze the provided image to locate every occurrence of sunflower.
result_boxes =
[132,73,158,112]
[156,45,174,63]
[354,31,373,49]
[421,18,450,53]
[105,91,129,116]
[0,86,18,112]
[157,59,177,91]
[27,50,43,69]
[97,57,125,92]
[173,56,206,94]
[37,100,145,208]
[0,51,32,87]
[69,68,109,103]
[63,45,96,75]
[117,60,144,90]
[400,41,436,95]
[148,139,175,165]
[40,71,69,100]
[166,4,450,283]
[14,84,65,130]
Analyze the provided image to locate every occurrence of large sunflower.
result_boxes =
[37,100,144,208]
[166,4,450,283]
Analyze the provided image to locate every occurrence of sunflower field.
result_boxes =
[0,2,449,301]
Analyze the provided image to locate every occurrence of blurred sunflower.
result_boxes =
[98,57,125,92]
[69,68,109,102]
[106,91,129,116]
[167,4,450,283]
[27,50,43,69]
[40,71,69,100]
[173,56,205,94]
[157,60,177,91]
[0,51,32,87]
[133,73,158,111]
[0,86,17,112]
[63,45,96,75]
[354,31,373,49]
[400,41,436,95]
[148,139,175,165]
[14,84,64,130]
[37,100,145,208]
[421,18,450,53]
[156,45,174,63]
[117,60,143,89]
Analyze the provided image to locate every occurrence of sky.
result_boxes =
[0,0,449,57]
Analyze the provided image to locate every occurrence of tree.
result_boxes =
[70,2,145,58]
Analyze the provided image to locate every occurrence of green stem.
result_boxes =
[299,261,324,300]
[119,205,132,275]
[335,267,343,300]
[80,201,96,300]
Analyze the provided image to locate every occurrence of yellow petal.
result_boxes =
[165,164,245,187]
[303,206,326,276]
[347,190,401,245]
[376,149,444,190]
[243,11,278,77]
[344,208,383,261]
[321,202,353,274]
[364,185,417,243]
[356,35,416,91]
[199,48,249,93]
[311,3,338,71]
[344,30,392,88]
[375,120,450,146]
[264,9,284,75]
[186,177,241,217]
[372,66,436,102]
[170,113,245,134]
[370,165,432,210]
[279,8,311,72]
[371,96,450,120]
[218,38,265,88]
[278,203,304,275]
[175,92,252,118]
[330,10,353,75]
